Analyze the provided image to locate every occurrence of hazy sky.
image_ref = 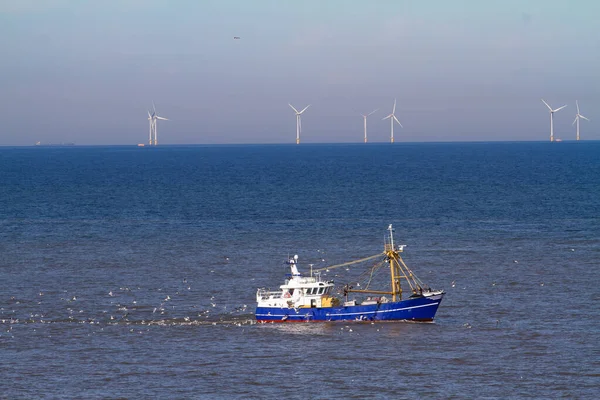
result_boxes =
[2,0,599,145]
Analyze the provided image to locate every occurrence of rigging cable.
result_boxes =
[314,253,384,272]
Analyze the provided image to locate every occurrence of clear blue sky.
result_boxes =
[1,0,599,145]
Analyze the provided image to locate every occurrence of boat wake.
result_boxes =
[0,314,258,327]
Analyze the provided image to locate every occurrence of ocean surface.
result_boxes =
[1,142,599,399]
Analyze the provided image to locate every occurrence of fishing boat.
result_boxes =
[255,224,445,323]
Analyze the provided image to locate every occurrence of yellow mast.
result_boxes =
[385,224,403,301]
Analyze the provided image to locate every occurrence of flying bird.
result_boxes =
[233,36,240,39]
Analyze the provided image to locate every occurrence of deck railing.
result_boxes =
[257,289,282,300]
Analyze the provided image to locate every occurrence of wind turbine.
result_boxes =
[289,103,310,144]
[147,102,168,146]
[541,99,566,142]
[573,100,589,141]
[360,109,377,143]
[382,99,402,143]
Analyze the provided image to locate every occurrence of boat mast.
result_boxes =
[386,224,403,302]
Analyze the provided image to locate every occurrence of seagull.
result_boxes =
[233,36,240,40]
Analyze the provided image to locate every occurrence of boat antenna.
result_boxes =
[388,224,395,249]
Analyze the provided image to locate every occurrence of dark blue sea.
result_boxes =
[1,143,599,399]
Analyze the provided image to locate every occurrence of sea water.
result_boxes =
[1,142,599,399]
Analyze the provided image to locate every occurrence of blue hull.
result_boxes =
[256,295,443,323]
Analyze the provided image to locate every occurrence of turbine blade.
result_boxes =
[148,110,152,118]
[152,101,156,114]
[156,117,168,120]
[392,99,397,114]
[573,116,577,125]
[541,99,552,110]
[576,100,580,114]
[368,109,378,116]
[580,115,589,121]
[393,115,403,128]
[289,103,299,113]
[382,114,392,120]
[299,104,311,114]
[554,105,567,112]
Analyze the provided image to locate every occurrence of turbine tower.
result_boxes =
[541,99,566,142]
[147,102,168,146]
[148,110,154,145]
[382,99,402,143]
[289,103,310,144]
[573,100,589,141]
[361,109,377,143]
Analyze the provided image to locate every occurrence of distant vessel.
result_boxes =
[256,224,445,322]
